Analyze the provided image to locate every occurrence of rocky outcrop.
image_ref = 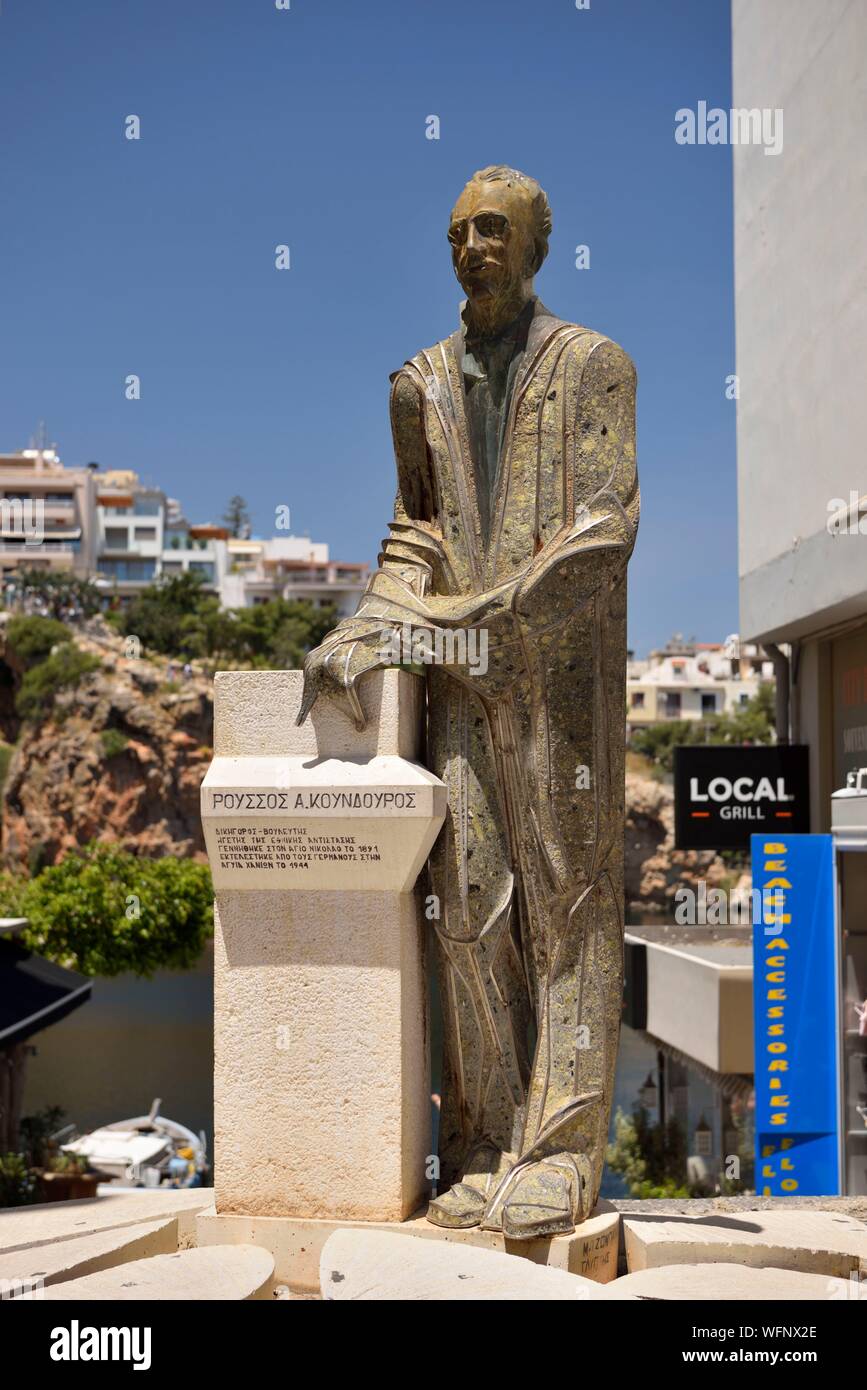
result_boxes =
[625,769,746,912]
[1,620,213,870]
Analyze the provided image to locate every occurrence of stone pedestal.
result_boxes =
[201,669,444,1223]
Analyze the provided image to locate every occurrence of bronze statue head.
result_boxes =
[449,166,552,334]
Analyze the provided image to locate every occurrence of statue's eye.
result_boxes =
[476,214,507,238]
[448,223,465,246]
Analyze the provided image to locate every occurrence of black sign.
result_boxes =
[673,744,810,850]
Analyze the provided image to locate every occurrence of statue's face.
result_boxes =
[448,179,535,303]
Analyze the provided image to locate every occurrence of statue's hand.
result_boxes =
[296,639,367,731]
[296,630,388,732]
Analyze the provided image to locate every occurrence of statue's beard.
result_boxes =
[463,274,531,339]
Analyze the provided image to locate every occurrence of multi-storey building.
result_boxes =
[221,536,368,617]
[626,634,773,735]
[0,447,98,580]
[95,470,166,595]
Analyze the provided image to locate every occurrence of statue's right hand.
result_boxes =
[296,639,368,731]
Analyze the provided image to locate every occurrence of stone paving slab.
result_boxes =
[320,1228,605,1301]
[0,1218,178,1295]
[15,1244,275,1301]
[0,1189,211,1256]
[601,1261,864,1301]
[624,1208,867,1279]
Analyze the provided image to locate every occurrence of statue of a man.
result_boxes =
[299,166,639,1240]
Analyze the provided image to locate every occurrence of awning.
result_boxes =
[0,937,91,1050]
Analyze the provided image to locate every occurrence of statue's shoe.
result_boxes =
[480,1154,587,1239]
[500,1164,575,1240]
[426,1181,487,1229]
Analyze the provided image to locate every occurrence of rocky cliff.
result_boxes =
[0,618,213,871]
[624,768,743,912]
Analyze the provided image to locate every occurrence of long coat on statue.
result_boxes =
[301,297,638,1227]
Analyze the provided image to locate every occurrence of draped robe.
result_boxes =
[301,297,638,1225]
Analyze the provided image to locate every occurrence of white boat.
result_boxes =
[62,1098,208,1187]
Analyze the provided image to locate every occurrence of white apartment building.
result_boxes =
[94,473,229,602]
[627,634,773,735]
[221,536,368,617]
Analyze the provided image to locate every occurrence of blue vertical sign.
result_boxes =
[751,834,840,1196]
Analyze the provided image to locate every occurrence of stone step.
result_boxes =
[0,1218,178,1296]
[624,1208,867,1279]
[0,1188,211,1257]
[15,1244,275,1301]
[601,1261,864,1301]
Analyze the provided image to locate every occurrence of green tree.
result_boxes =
[118,571,216,659]
[3,845,214,978]
[605,1107,690,1198]
[117,573,337,667]
[222,496,251,539]
[15,645,100,722]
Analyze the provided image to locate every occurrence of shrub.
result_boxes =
[18,1106,65,1169]
[5,615,70,667]
[15,644,100,722]
[99,728,129,759]
[0,1153,37,1207]
[0,741,14,794]
[18,844,214,977]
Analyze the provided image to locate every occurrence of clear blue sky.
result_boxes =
[0,0,735,656]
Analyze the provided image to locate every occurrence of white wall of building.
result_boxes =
[734,0,867,642]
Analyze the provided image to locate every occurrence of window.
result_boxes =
[134,527,157,542]
[133,499,161,516]
[631,691,645,708]
[104,528,129,550]
[664,692,681,717]
[701,693,717,715]
[100,559,156,582]
[189,561,214,581]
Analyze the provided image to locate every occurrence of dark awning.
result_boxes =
[0,937,91,1049]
